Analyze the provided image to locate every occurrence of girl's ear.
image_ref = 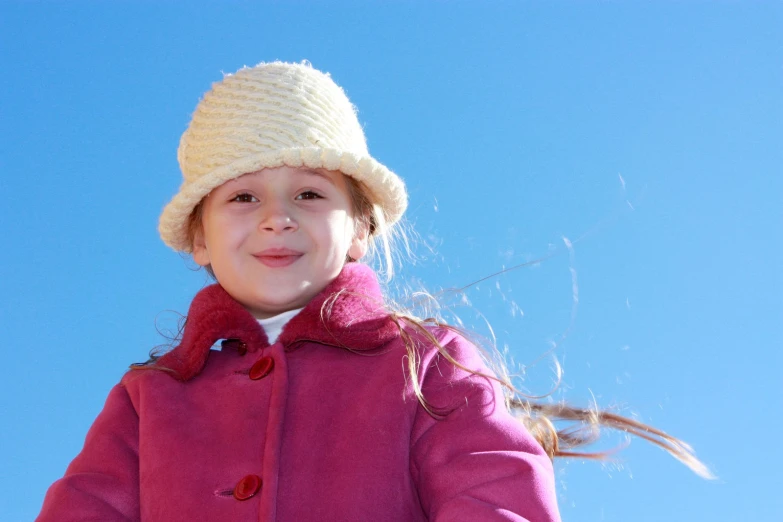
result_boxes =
[192,227,211,267]
[348,219,370,262]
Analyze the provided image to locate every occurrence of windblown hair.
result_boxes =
[169,173,713,480]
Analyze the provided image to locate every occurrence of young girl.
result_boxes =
[37,61,705,522]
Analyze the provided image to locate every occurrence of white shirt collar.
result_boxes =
[256,308,303,344]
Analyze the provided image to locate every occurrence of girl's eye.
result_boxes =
[296,190,322,201]
[231,193,258,203]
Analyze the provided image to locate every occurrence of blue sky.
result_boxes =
[2,2,781,521]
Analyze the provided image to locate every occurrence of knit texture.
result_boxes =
[159,61,407,252]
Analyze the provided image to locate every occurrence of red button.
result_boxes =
[233,474,262,501]
[249,356,274,380]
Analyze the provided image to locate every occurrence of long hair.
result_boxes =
[348,175,712,478]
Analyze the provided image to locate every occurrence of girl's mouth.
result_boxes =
[253,248,303,268]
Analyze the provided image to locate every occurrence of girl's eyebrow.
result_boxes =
[298,168,337,187]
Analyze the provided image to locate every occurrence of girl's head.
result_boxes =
[159,61,406,316]
[189,166,370,318]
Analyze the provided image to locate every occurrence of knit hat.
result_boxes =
[159,61,407,252]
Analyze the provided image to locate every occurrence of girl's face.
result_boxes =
[192,166,369,319]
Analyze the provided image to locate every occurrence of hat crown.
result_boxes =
[178,62,369,181]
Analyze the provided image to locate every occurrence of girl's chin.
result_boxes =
[227,280,335,319]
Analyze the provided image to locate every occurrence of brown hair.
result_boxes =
[173,172,713,479]
[388,316,712,478]
[340,175,711,478]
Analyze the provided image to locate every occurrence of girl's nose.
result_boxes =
[259,204,298,233]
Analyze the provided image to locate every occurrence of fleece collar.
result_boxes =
[156,263,398,381]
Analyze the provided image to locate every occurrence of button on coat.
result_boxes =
[249,356,275,380]
[233,475,262,501]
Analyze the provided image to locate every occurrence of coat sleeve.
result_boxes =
[410,333,561,522]
[37,383,140,522]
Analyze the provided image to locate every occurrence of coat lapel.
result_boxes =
[156,263,398,381]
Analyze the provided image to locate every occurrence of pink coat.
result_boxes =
[37,264,561,521]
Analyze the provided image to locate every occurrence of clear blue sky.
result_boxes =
[2,2,781,521]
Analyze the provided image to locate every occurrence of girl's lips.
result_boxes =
[253,248,303,268]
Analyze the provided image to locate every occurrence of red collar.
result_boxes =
[156,263,399,381]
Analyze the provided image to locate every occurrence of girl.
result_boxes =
[37,61,706,522]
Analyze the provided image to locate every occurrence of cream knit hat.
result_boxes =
[159,61,407,252]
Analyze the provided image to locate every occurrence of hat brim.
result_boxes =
[158,147,406,253]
